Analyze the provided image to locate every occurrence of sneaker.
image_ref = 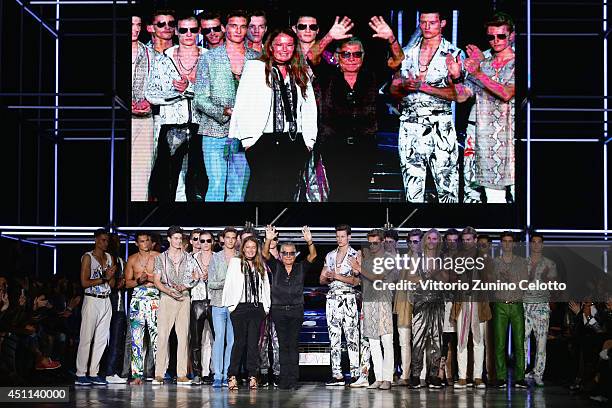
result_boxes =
[75,376,92,386]
[36,358,61,370]
[589,395,609,403]
[394,378,410,386]
[106,374,127,384]
[350,375,369,388]
[191,376,202,385]
[145,377,154,382]
[497,380,507,389]
[202,375,214,384]
[212,379,222,388]
[534,378,544,387]
[272,374,279,387]
[474,379,486,389]
[177,376,191,385]
[325,377,345,386]
[409,377,421,389]
[514,380,528,389]
[569,381,581,391]
[221,378,229,388]
[526,371,534,379]
[152,376,164,385]
[89,376,108,385]
[259,373,269,387]
[379,381,392,390]
[454,379,467,389]
[429,377,443,389]
[367,381,381,389]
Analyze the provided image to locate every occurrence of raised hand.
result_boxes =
[466,44,485,61]
[369,16,394,42]
[446,53,462,79]
[328,16,354,41]
[568,301,580,315]
[265,225,277,241]
[302,226,312,243]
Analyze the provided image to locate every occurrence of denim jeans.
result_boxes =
[104,310,127,376]
[211,306,234,381]
[202,136,249,202]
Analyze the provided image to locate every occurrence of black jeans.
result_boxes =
[228,303,265,377]
[149,123,204,203]
[271,305,303,388]
[104,310,127,376]
[245,132,309,202]
[190,300,214,377]
[321,134,376,202]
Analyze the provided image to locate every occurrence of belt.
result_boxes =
[271,304,303,310]
[85,293,110,299]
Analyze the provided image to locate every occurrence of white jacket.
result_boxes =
[221,257,271,314]
[228,59,318,149]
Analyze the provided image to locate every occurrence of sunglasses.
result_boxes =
[178,27,199,34]
[297,23,319,31]
[155,20,177,29]
[199,238,213,243]
[281,251,296,257]
[368,241,381,246]
[338,51,363,60]
[487,33,508,41]
[202,25,222,35]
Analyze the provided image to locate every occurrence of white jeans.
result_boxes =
[456,307,486,380]
[398,327,411,380]
[201,320,214,376]
[76,296,112,377]
[369,334,394,381]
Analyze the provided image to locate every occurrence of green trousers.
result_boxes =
[493,303,525,381]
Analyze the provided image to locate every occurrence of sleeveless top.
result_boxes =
[82,251,112,296]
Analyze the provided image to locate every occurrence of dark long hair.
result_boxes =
[240,236,266,277]
[260,28,310,97]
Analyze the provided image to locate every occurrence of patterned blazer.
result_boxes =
[194,44,260,138]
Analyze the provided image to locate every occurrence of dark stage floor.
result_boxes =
[67,383,597,407]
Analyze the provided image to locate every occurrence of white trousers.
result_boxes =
[201,320,213,376]
[369,334,394,382]
[456,307,486,380]
[398,327,412,380]
[76,296,112,377]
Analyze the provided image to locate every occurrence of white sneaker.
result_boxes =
[106,375,127,384]
[350,375,370,388]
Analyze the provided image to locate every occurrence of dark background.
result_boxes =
[1,0,610,279]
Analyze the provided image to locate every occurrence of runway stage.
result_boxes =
[70,383,592,407]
